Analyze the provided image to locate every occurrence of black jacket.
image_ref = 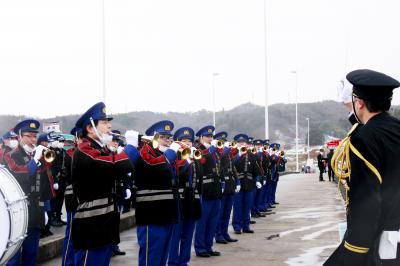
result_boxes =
[4,145,45,229]
[325,112,400,266]
[134,143,179,225]
[71,137,134,249]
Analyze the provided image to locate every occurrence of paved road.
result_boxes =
[41,173,345,266]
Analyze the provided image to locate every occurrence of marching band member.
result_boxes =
[232,134,260,234]
[4,119,45,266]
[36,133,57,238]
[71,102,139,266]
[215,132,239,244]
[259,140,272,213]
[61,127,81,266]
[266,143,280,208]
[194,125,222,258]
[168,126,202,266]
[251,139,266,218]
[51,134,68,227]
[0,130,18,165]
[134,120,182,266]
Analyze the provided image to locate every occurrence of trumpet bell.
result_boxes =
[216,140,224,149]
[180,147,191,160]
[230,141,237,149]
[240,146,247,154]
[193,149,202,160]
[44,149,56,163]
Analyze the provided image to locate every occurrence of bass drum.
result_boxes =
[0,166,28,265]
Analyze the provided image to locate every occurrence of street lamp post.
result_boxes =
[263,0,269,139]
[212,73,219,128]
[291,70,299,172]
[101,0,106,103]
[306,117,310,160]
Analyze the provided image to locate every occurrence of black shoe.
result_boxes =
[196,252,211,258]
[272,202,279,205]
[250,220,256,224]
[251,213,260,218]
[216,239,228,244]
[208,250,221,256]
[269,205,276,208]
[256,212,266,217]
[263,209,273,213]
[226,238,238,242]
[243,229,254,233]
[50,219,63,227]
[113,247,126,256]
[234,230,242,234]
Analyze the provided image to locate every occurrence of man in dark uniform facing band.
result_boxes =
[325,69,400,266]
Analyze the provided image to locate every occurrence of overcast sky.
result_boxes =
[0,0,399,118]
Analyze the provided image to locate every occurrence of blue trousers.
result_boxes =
[74,245,113,266]
[251,188,262,214]
[137,224,174,266]
[258,183,268,210]
[6,228,40,266]
[194,199,221,254]
[62,211,75,266]
[260,182,271,210]
[268,181,278,204]
[232,190,254,232]
[168,219,196,266]
[215,194,234,241]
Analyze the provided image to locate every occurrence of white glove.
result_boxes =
[125,130,139,147]
[45,212,49,225]
[262,180,266,186]
[125,189,131,199]
[33,145,46,163]
[117,146,124,154]
[235,185,241,193]
[186,158,192,164]
[53,183,59,190]
[338,78,353,104]
[211,139,218,147]
[256,181,262,189]
[169,142,181,153]
[224,141,230,148]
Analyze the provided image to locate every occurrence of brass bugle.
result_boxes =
[248,147,257,154]
[230,141,237,149]
[43,149,56,163]
[240,146,247,154]
[263,145,269,152]
[216,140,224,149]
[109,132,125,140]
[193,149,202,160]
[141,133,160,149]
[180,147,191,160]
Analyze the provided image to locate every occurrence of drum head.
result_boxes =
[0,191,11,261]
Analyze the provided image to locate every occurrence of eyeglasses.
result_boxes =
[159,135,172,140]
[21,134,37,139]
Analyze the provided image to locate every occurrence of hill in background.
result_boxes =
[1,101,399,147]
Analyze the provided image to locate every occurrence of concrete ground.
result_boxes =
[40,173,345,266]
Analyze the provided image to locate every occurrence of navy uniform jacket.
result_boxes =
[0,145,12,165]
[64,148,78,213]
[234,152,260,191]
[325,112,400,265]
[175,158,202,220]
[4,145,45,229]
[220,148,238,195]
[71,137,134,250]
[134,143,179,225]
[196,143,222,200]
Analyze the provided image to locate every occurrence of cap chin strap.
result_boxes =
[351,95,363,125]
[89,117,104,147]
